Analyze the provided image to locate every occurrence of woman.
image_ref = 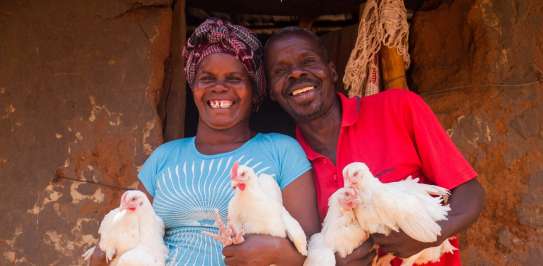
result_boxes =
[90,18,320,265]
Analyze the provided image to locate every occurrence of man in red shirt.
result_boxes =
[264,27,485,266]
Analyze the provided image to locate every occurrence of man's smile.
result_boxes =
[291,86,315,96]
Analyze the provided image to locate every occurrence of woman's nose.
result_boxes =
[209,81,229,93]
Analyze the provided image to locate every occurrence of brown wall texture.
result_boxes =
[411,0,543,265]
[0,0,172,264]
[0,0,542,265]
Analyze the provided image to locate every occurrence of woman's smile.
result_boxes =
[208,99,234,109]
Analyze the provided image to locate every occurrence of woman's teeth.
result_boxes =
[209,100,233,109]
[291,86,315,96]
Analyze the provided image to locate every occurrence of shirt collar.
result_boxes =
[295,127,320,161]
[338,92,359,127]
[295,92,360,161]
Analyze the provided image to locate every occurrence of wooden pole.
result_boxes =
[358,2,408,90]
[380,46,408,89]
[162,0,187,141]
[299,16,316,29]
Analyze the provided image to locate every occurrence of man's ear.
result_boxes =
[328,61,338,83]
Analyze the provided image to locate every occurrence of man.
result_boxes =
[264,27,485,266]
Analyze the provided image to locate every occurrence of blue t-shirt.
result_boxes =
[138,133,311,266]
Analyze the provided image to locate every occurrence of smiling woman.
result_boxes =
[89,17,320,266]
[192,53,254,133]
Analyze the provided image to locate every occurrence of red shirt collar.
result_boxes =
[295,93,360,161]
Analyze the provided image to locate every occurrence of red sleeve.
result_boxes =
[401,91,477,189]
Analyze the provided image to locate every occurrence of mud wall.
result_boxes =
[411,0,543,265]
[0,0,173,264]
[1,0,542,265]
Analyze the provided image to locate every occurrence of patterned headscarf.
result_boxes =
[183,18,266,104]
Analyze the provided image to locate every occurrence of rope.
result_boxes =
[343,0,410,97]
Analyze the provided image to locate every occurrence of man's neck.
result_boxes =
[297,97,342,163]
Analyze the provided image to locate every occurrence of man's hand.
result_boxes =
[336,239,376,266]
[372,230,435,258]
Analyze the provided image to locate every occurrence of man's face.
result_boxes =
[265,34,338,122]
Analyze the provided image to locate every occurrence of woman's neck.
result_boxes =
[195,121,254,155]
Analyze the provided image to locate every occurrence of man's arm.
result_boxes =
[437,178,485,242]
[373,178,485,258]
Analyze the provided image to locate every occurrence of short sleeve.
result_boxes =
[138,147,164,197]
[403,92,477,189]
[270,134,312,189]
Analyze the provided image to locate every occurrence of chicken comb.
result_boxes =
[231,161,239,179]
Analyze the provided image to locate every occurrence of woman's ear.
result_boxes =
[251,97,261,112]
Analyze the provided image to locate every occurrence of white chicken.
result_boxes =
[209,162,308,256]
[342,162,456,266]
[304,187,367,266]
[82,190,168,266]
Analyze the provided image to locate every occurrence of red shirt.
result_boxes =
[296,89,477,266]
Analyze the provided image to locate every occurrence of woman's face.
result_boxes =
[193,53,253,131]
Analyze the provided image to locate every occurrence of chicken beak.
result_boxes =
[124,201,138,211]
[232,181,246,191]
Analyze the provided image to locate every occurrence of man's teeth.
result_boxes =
[291,86,315,96]
[209,100,233,109]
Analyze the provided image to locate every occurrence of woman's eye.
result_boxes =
[199,76,214,82]
[226,76,242,83]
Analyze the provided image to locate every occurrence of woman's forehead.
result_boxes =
[198,53,248,74]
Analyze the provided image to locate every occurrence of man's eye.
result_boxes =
[274,68,287,75]
[302,58,316,65]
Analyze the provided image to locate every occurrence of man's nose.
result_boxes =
[288,67,308,80]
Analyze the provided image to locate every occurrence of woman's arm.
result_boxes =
[275,170,320,265]
[89,182,154,265]
[223,170,320,266]
[282,170,321,236]
[137,181,154,203]
[89,247,108,266]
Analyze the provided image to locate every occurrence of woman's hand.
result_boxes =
[88,246,109,266]
[204,210,244,246]
[335,239,376,266]
[222,234,304,266]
